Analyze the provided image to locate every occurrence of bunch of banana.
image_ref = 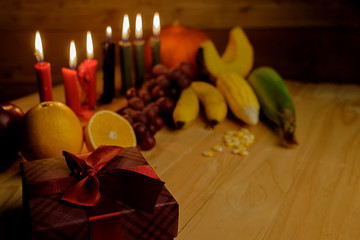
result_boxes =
[191,81,228,125]
[172,81,228,128]
[248,67,298,147]
[216,72,260,125]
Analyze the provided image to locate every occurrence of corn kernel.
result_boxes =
[235,131,245,137]
[248,134,255,142]
[231,136,240,142]
[222,129,253,157]
[231,148,241,154]
[225,130,235,136]
[202,150,214,157]
[243,136,255,146]
[238,149,249,156]
[240,128,250,134]
[212,145,223,152]
[225,141,234,147]
[223,135,231,142]
[233,141,240,147]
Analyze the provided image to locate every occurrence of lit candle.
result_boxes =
[34,31,53,102]
[133,13,145,88]
[62,41,82,114]
[119,14,133,95]
[150,12,161,67]
[100,26,115,103]
[78,31,98,109]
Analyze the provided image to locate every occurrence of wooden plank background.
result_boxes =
[0,0,360,102]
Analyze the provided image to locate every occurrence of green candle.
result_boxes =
[119,14,133,95]
[133,13,145,88]
[150,37,160,67]
[150,12,161,67]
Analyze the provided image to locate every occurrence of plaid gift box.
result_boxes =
[21,146,178,240]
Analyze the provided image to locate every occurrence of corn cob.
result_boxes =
[216,72,260,125]
[248,67,297,146]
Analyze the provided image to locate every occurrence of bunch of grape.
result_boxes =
[119,62,194,150]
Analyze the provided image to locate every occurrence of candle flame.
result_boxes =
[86,31,94,59]
[106,26,112,40]
[122,14,130,41]
[153,12,160,37]
[69,40,77,69]
[135,13,143,40]
[35,31,44,62]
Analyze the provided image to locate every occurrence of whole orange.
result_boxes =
[20,101,83,160]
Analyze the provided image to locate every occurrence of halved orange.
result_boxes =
[84,110,136,151]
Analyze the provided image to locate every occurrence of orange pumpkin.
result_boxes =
[145,24,210,74]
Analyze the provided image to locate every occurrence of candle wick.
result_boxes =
[34,50,43,62]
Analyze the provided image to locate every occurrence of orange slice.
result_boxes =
[84,110,136,151]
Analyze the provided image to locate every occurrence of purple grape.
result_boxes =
[133,122,150,139]
[139,134,156,150]
[125,88,138,99]
[130,111,148,124]
[151,85,165,100]
[152,64,168,77]
[179,62,194,77]
[128,97,144,110]
[155,75,171,89]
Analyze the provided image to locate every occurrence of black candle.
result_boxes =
[100,26,115,104]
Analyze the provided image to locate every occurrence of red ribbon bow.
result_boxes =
[61,145,165,214]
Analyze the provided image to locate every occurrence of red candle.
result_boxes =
[78,31,98,109]
[34,31,53,102]
[62,41,82,114]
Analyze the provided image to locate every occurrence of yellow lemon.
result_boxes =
[21,101,83,160]
[84,110,136,151]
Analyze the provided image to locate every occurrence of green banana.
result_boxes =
[191,81,228,125]
[172,87,200,128]
[248,67,298,146]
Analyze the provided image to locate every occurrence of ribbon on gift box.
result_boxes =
[25,145,165,240]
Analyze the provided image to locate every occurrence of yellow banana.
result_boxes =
[197,27,254,78]
[191,81,227,125]
[172,87,200,128]
[216,73,260,125]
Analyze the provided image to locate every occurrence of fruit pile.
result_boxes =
[0,24,299,169]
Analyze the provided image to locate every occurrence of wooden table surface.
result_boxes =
[1,80,360,239]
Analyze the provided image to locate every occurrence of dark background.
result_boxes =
[0,0,359,102]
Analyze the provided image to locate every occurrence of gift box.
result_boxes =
[20,146,178,240]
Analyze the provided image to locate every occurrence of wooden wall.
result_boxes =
[0,0,359,102]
